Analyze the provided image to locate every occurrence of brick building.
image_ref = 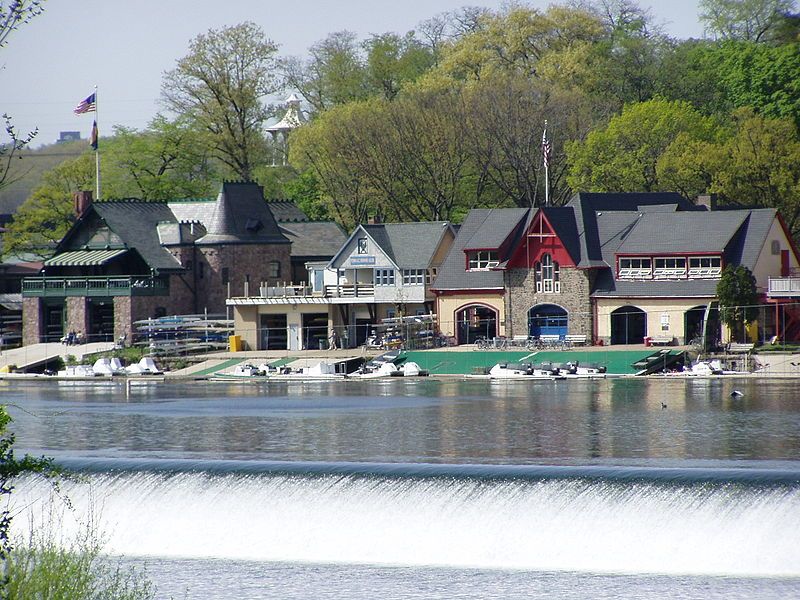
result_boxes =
[21,182,293,344]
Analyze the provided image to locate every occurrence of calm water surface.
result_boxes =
[5,376,800,599]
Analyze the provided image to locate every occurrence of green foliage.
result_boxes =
[566,98,718,193]
[3,521,155,599]
[3,153,93,258]
[161,22,279,180]
[717,264,759,341]
[699,0,796,42]
[0,406,55,560]
[101,116,218,200]
[284,170,330,221]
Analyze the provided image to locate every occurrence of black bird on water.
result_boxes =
[661,401,667,409]
[730,390,744,398]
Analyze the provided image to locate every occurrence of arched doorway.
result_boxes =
[528,304,568,338]
[610,305,646,345]
[456,304,498,345]
[684,304,720,349]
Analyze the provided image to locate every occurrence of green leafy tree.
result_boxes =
[284,170,330,221]
[281,30,368,113]
[161,22,279,180]
[3,153,93,258]
[699,0,797,43]
[717,265,759,342]
[102,116,218,200]
[364,32,435,101]
[566,98,718,193]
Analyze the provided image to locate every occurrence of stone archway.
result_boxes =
[528,303,568,338]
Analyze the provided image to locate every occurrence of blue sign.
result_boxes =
[350,256,376,266]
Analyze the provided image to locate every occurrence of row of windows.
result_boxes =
[468,250,499,270]
[374,268,438,286]
[618,256,722,279]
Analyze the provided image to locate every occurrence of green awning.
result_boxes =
[44,248,128,267]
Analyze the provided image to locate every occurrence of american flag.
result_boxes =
[74,93,96,115]
[541,124,551,169]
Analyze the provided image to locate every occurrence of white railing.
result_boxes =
[260,284,315,298]
[768,277,800,297]
[324,283,375,298]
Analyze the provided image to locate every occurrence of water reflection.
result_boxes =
[4,378,800,464]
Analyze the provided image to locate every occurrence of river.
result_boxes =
[5,376,800,598]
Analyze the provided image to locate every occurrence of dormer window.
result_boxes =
[467,250,499,270]
[619,257,652,279]
[688,256,721,277]
[357,238,368,254]
[654,257,686,279]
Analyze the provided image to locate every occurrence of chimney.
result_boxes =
[73,190,93,216]
[367,215,381,225]
[696,194,717,211]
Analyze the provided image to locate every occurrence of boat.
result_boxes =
[92,357,125,376]
[266,361,346,381]
[389,361,429,377]
[57,365,99,378]
[557,361,608,379]
[124,357,163,375]
[488,362,566,380]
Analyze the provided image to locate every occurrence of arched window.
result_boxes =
[535,253,560,293]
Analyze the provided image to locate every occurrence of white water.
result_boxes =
[13,472,800,577]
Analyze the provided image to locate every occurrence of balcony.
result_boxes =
[324,283,375,298]
[768,277,800,298]
[22,276,169,298]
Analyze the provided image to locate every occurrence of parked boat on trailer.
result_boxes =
[488,362,566,380]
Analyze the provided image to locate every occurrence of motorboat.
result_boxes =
[488,362,565,380]
[389,361,429,377]
[349,361,399,379]
[557,361,608,378]
[92,358,125,376]
[57,364,98,378]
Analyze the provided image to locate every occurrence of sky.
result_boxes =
[1,0,706,148]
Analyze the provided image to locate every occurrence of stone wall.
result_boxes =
[197,244,291,312]
[504,268,595,340]
[22,297,43,345]
[65,297,89,337]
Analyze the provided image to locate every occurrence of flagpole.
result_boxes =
[94,85,101,200]
[543,120,550,207]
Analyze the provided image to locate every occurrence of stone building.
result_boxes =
[21,182,293,345]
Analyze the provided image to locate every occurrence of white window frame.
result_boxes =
[536,253,560,293]
[402,269,425,285]
[688,256,722,278]
[375,268,395,286]
[357,238,368,254]
[618,257,652,279]
[653,257,687,279]
[467,250,499,270]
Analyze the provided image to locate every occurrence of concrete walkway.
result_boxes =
[0,342,116,372]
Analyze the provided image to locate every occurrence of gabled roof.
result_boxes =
[362,222,453,269]
[432,208,529,291]
[539,206,581,265]
[268,200,309,222]
[280,221,347,259]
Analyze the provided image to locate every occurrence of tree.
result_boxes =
[101,116,218,200]
[3,153,93,258]
[161,22,279,180]
[0,0,44,48]
[281,31,368,113]
[699,0,797,43]
[566,98,718,193]
[717,265,759,342]
[0,113,37,193]
[364,32,435,101]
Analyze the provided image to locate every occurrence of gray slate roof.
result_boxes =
[280,221,346,259]
[361,222,453,269]
[195,182,289,245]
[432,209,529,291]
[268,201,309,222]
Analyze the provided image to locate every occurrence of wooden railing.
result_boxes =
[22,276,169,298]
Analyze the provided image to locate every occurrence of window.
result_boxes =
[653,257,686,279]
[467,250,499,270]
[268,261,281,278]
[375,268,395,286]
[357,238,368,254]
[534,253,560,293]
[386,307,396,319]
[618,257,652,279]
[688,256,722,278]
[426,267,438,284]
[402,269,425,285]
